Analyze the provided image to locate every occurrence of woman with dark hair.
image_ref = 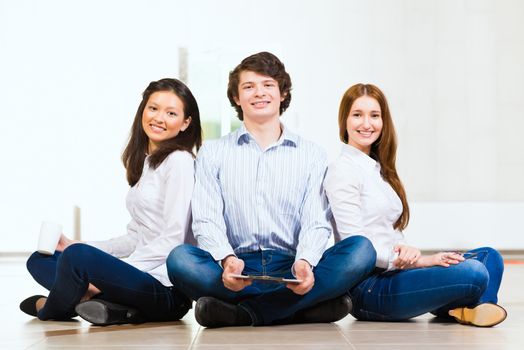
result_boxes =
[20,78,202,325]
[324,83,506,327]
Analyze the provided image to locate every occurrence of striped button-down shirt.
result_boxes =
[192,123,331,267]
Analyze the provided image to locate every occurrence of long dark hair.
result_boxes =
[338,83,409,231]
[122,78,202,186]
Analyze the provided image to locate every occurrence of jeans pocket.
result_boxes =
[364,275,380,293]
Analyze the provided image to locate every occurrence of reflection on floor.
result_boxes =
[1,255,523,349]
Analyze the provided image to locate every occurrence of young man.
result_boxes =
[167,52,376,327]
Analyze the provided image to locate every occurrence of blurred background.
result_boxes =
[1,0,523,252]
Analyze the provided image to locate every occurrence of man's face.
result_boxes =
[234,70,284,122]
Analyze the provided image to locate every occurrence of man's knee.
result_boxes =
[338,235,377,272]
[167,244,225,298]
[167,244,193,276]
[167,244,211,283]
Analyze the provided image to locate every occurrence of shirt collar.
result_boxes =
[236,122,298,147]
[340,143,379,172]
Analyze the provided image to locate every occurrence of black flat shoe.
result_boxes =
[194,297,252,328]
[292,294,353,324]
[20,295,46,317]
[75,300,144,326]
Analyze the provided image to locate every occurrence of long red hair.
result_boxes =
[338,83,409,230]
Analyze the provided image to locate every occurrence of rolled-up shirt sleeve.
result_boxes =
[386,230,407,271]
[295,148,332,267]
[87,220,139,258]
[192,143,235,261]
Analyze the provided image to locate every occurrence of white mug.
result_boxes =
[37,221,63,255]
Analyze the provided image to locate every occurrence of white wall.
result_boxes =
[406,202,524,250]
[1,0,523,252]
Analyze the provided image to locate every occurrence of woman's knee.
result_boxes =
[58,243,96,267]
[473,246,503,264]
[26,251,45,273]
[472,246,499,255]
[457,259,489,292]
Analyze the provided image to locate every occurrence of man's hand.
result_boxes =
[222,255,251,292]
[393,244,421,269]
[287,259,314,295]
[56,234,81,252]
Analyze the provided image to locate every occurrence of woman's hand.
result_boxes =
[415,252,465,268]
[393,245,421,269]
[56,234,80,252]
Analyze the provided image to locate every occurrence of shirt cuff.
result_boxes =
[218,253,237,269]
[386,250,399,271]
[206,245,236,264]
[290,258,313,278]
[295,249,322,269]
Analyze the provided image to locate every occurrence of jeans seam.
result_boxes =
[366,283,482,297]
[475,250,489,265]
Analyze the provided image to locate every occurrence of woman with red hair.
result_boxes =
[324,83,506,327]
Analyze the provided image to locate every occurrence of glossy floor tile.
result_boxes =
[1,256,522,349]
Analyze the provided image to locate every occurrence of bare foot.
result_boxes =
[35,297,47,312]
[80,283,102,302]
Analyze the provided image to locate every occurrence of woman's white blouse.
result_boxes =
[324,144,405,270]
[88,151,196,286]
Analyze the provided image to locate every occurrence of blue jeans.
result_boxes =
[166,235,376,326]
[349,247,504,321]
[26,243,190,321]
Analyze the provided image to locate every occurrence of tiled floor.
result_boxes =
[2,256,523,349]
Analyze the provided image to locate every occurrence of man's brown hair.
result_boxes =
[227,52,292,120]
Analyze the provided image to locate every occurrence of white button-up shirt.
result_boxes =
[88,150,196,286]
[192,123,331,267]
[324,143,405,270]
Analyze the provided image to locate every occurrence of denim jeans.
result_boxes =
[348,247,504,321]
[166,235,376,326]
[26,243,190,321]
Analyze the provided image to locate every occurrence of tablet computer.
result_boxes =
[230,274,302,284]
